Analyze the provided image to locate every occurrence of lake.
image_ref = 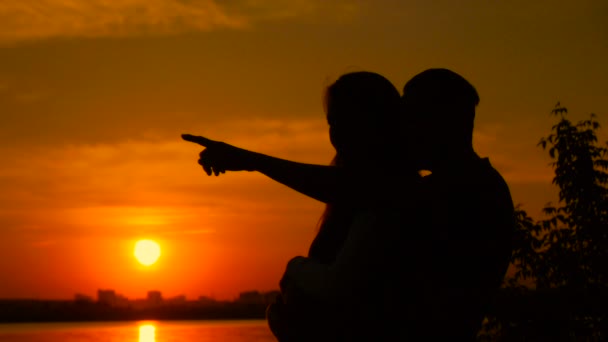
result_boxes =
[0,320,276,342]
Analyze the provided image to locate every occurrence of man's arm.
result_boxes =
[282,209,402,303]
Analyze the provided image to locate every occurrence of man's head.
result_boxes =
[401,68,479,169]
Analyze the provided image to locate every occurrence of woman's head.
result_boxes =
[324,71,402,167]
[311,72,416,262]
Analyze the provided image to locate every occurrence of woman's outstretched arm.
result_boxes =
[252,153,342,203]
[182,134,341,203]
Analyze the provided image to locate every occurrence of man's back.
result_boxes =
[403,156,515,339]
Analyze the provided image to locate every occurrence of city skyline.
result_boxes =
[0,286,280,302]
[0,287,280,323]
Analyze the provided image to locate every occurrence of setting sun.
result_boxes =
[134,240,161,266]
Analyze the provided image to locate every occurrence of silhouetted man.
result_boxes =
[277,69,514,341]
[399,68,515,340]
[183,68,515,340]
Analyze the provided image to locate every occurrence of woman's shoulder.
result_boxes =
[352,206,408,229]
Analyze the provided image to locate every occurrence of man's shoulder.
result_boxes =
[423,157,514,218]
[474,158,513,201]
[425,157,508,189]
[477,157,508,181]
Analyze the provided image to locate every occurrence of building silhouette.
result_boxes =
[147,291,163,306]
[97,289,117,306]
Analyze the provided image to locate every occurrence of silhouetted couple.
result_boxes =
[183,68,514,341]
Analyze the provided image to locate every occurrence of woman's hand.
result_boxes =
[182,134,259,176]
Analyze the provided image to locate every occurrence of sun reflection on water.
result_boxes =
[139,323,156,342]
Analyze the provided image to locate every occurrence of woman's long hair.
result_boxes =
[308,71,403,263]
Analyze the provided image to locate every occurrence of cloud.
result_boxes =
[0,116,331,207]
[0,0,245,44]
[0,117,332,238]
[0,0,360,44]
[31,240,58,247]
[221,0,359,21]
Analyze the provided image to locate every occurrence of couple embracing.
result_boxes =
[183,68,515,341]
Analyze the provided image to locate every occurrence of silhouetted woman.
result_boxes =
[182,71,419,341]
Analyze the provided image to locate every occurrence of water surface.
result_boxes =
[0,320,275,342]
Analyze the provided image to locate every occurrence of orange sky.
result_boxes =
[0,0,607,300]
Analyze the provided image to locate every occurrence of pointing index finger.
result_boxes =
[181,134,216,147]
